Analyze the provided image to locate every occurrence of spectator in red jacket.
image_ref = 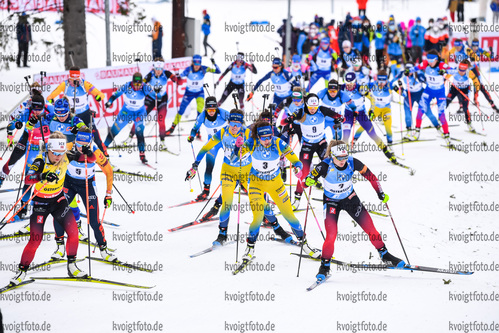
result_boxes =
[357,0,368,17]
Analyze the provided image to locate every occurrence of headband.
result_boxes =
[257,126,272,137]
[47,138,67,152]
[229,113,244,122]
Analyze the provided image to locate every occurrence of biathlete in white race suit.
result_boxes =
[304,141,405,282]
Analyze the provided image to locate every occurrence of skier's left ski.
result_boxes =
[80,213,120,227]
[29,258,85,271]
[307,275,332,291]
[168,217,218,232]
[0,279,35,294]
[85,257,154,273]
[290,253,473,275]
[32,276,154,289]
[141,162,157,170]
[0,188,19,194]
[189,241,237,258]
[466,130,487,136]
[159,147,180,156]
[387,160,414,171]
[232,257,256,275]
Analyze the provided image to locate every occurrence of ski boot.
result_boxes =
[140,152,148,164]
[14,223,30,236]
[67,257,88,278]
[298,237,321,259]
[158,139,166,150]
[316,258,331,281]
[273,225,292,243]
[292,192,302,210]
[196,183,210,201]
[202,201,221,221]
[14,201,28,220]
[443,133,452,147]
[456,106,464,114]
[242,242,255,261]
[10,265,29,285]
[76,220,88,242]
[165,124,176,136]
[213,226,227,246]
[493,105,499,113]
[378,246,405,268]
[436,125,443,137]
[382,145,397,163]
[466,122,475,132]
[99,244,117,262]
[51,238,66,260]
[0,171,5,189]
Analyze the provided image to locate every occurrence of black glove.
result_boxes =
[393,85,399,93]
[352,110,359,118]
[95,95,102,102]
[70,126,79,135]
[187,135,195,143]
[15,121,23,129]
[192,161,199,170]
[105,101,112,108]
[439,69,446,75]
[81,145,91,155]
[66,150,78,161]
[404,68,410,76]
[28,114,38,127]
[333,115,345,124]
[398,80,403,86]
[210,58,216,65]
[41,171,59,183]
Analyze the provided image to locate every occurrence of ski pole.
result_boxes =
[84,155,92,277]
[13,132,32,210]
[203,83,211,97]
[112,183,135,214]
[235,145,242,263]
[192,183,221,222]
[0,128,19,160]
[297,185,312,277]
[190,142,203,191]
[0,184,35,230]
[398,91,404,156]
[232,93,239,109]
[155,92,158,164]
[299,179,325,240]
[385,202,411,266]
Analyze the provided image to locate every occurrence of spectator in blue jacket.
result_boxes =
[492,0,499,24]
[409,17,426,63]
[16,12,32,68]
[202,9,216,57]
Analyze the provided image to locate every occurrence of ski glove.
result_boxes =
[104,195,112,208]
[403,68,410,76]
[185,162,199,181]
[304,176,317,187]
[293,166,302,179]
[187,135,195,143]
[439,69,446,75]
[15,121,23,129]
[235,136,244,148]
[7,133,14,146]
[378,192,389,203]
[41,172,59,183]
[105,102,112,108]
[369,110,376,121]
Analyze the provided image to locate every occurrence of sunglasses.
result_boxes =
[259,135,272,141]
[458,68,467,72]
[272,66,280,69]
[229,121,242,127]
[328,88,338,93]
[292,98,303,102]
[75,141,90,148]
[50,150,66,156]
[335,155,348,161]
[55,113,69,117]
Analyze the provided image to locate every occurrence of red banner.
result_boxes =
[0,0,128,14]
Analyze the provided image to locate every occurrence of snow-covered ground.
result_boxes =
[1,0,499,332]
